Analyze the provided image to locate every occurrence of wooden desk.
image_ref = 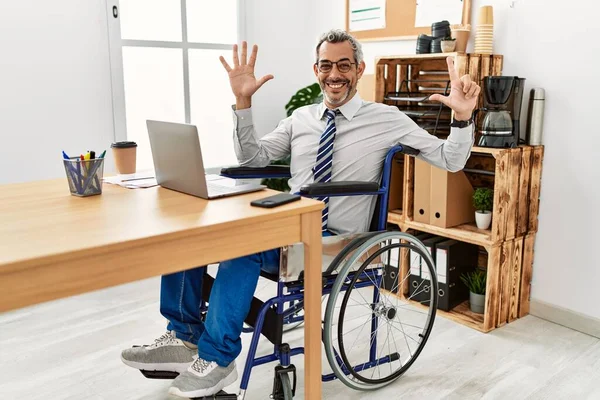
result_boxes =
[0,179,323,399]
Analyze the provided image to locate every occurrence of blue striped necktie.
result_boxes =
[314,108,338,231]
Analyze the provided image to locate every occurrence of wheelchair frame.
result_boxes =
[202,145,435,399]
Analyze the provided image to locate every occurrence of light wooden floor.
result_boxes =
[1,273,599,400]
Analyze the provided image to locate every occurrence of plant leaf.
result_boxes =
[285,83,323,117]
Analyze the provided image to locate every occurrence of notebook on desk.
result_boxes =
[146,120,265,199]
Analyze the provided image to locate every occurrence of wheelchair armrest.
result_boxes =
[220,165,291,179]
[397,144,420,156]
[299,181,380,196]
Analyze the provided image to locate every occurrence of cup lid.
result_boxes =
[111,141,137,149]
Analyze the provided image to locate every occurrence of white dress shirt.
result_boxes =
[232,92,474,235]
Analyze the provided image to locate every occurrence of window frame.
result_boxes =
[105,0,245,171]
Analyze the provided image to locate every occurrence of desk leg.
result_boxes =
[302,210,323,400]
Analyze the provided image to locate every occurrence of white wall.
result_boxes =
[0,0,115,184]
[473,0,600,319]
[244,0,600,320]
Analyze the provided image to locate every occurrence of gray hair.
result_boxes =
[315,29,363,65]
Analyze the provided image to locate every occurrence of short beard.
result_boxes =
[319,80,353,106]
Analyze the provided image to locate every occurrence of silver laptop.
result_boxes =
[146,120,265,199]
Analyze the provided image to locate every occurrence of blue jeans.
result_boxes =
[160,231,334,367]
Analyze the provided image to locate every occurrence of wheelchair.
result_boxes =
[143,145,439,400]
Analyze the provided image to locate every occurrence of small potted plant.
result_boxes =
[441,36,456,53]
[460,269,486,314]
[472,187,493,230]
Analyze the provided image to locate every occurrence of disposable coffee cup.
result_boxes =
[111,141,137,175]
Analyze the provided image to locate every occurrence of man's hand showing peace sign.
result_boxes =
[219,41,274,110]
[429,56,480,121]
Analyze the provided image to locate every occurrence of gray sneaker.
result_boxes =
[121,331,197,374]
[168,357,238,398]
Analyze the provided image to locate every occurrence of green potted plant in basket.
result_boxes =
[460,268,486,314]
[473,187,494,230]
[261,83,323,191]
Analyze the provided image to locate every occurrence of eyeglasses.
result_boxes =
[316,59,355,73]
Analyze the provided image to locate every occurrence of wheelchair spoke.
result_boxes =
[335,302,373,308]
[379,292,419,366]
[389,317,403,369]
[388,319,421,346]
[335,311,374,337]
[330,310,373,326]
[343,295,375,313]
[370,318,392,380]
[345,313,375,358]
[387,321,393,375]
[392,268,411,294]
[407,278,427,298]
[351,281,375,306]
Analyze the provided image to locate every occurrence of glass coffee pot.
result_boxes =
[477,76,525,148]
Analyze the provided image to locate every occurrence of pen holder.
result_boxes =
[63,158,105,197]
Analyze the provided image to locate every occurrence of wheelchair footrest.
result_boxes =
[139,370,179,379]
[191,391,237,400]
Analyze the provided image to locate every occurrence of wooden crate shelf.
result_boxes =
[392,214,492,247]
[385,234,534,333]
[386,145,543,332]
[408,298,486,333]
[379,53,545,333]
[375,53,503,138]
[397,145,544,248]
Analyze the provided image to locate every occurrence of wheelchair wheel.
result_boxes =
[323,231,437,391]
[280,373,293,399]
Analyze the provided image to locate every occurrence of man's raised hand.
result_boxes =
[219,41,274,103]
[429,56,480,121]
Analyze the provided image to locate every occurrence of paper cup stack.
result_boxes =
[474,6,494,54]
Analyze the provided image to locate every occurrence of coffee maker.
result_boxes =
[477,76,526,148]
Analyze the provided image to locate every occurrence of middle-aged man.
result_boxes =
[121,29,480,398]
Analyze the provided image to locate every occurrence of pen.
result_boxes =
[80,154,86,186]
[62,151,70,160]
[98,150,106,158]
[89,151,101,190]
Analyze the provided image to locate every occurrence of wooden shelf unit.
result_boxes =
[380,53,544,333]
[399,145,545,245]
[386,145,544,332]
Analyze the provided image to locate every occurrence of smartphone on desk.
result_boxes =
[250,193,301,208]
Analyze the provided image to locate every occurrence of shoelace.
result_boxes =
[191,358,213,374]
[147,331,177,348]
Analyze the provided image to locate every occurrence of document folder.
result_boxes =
[435,239,479,311]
